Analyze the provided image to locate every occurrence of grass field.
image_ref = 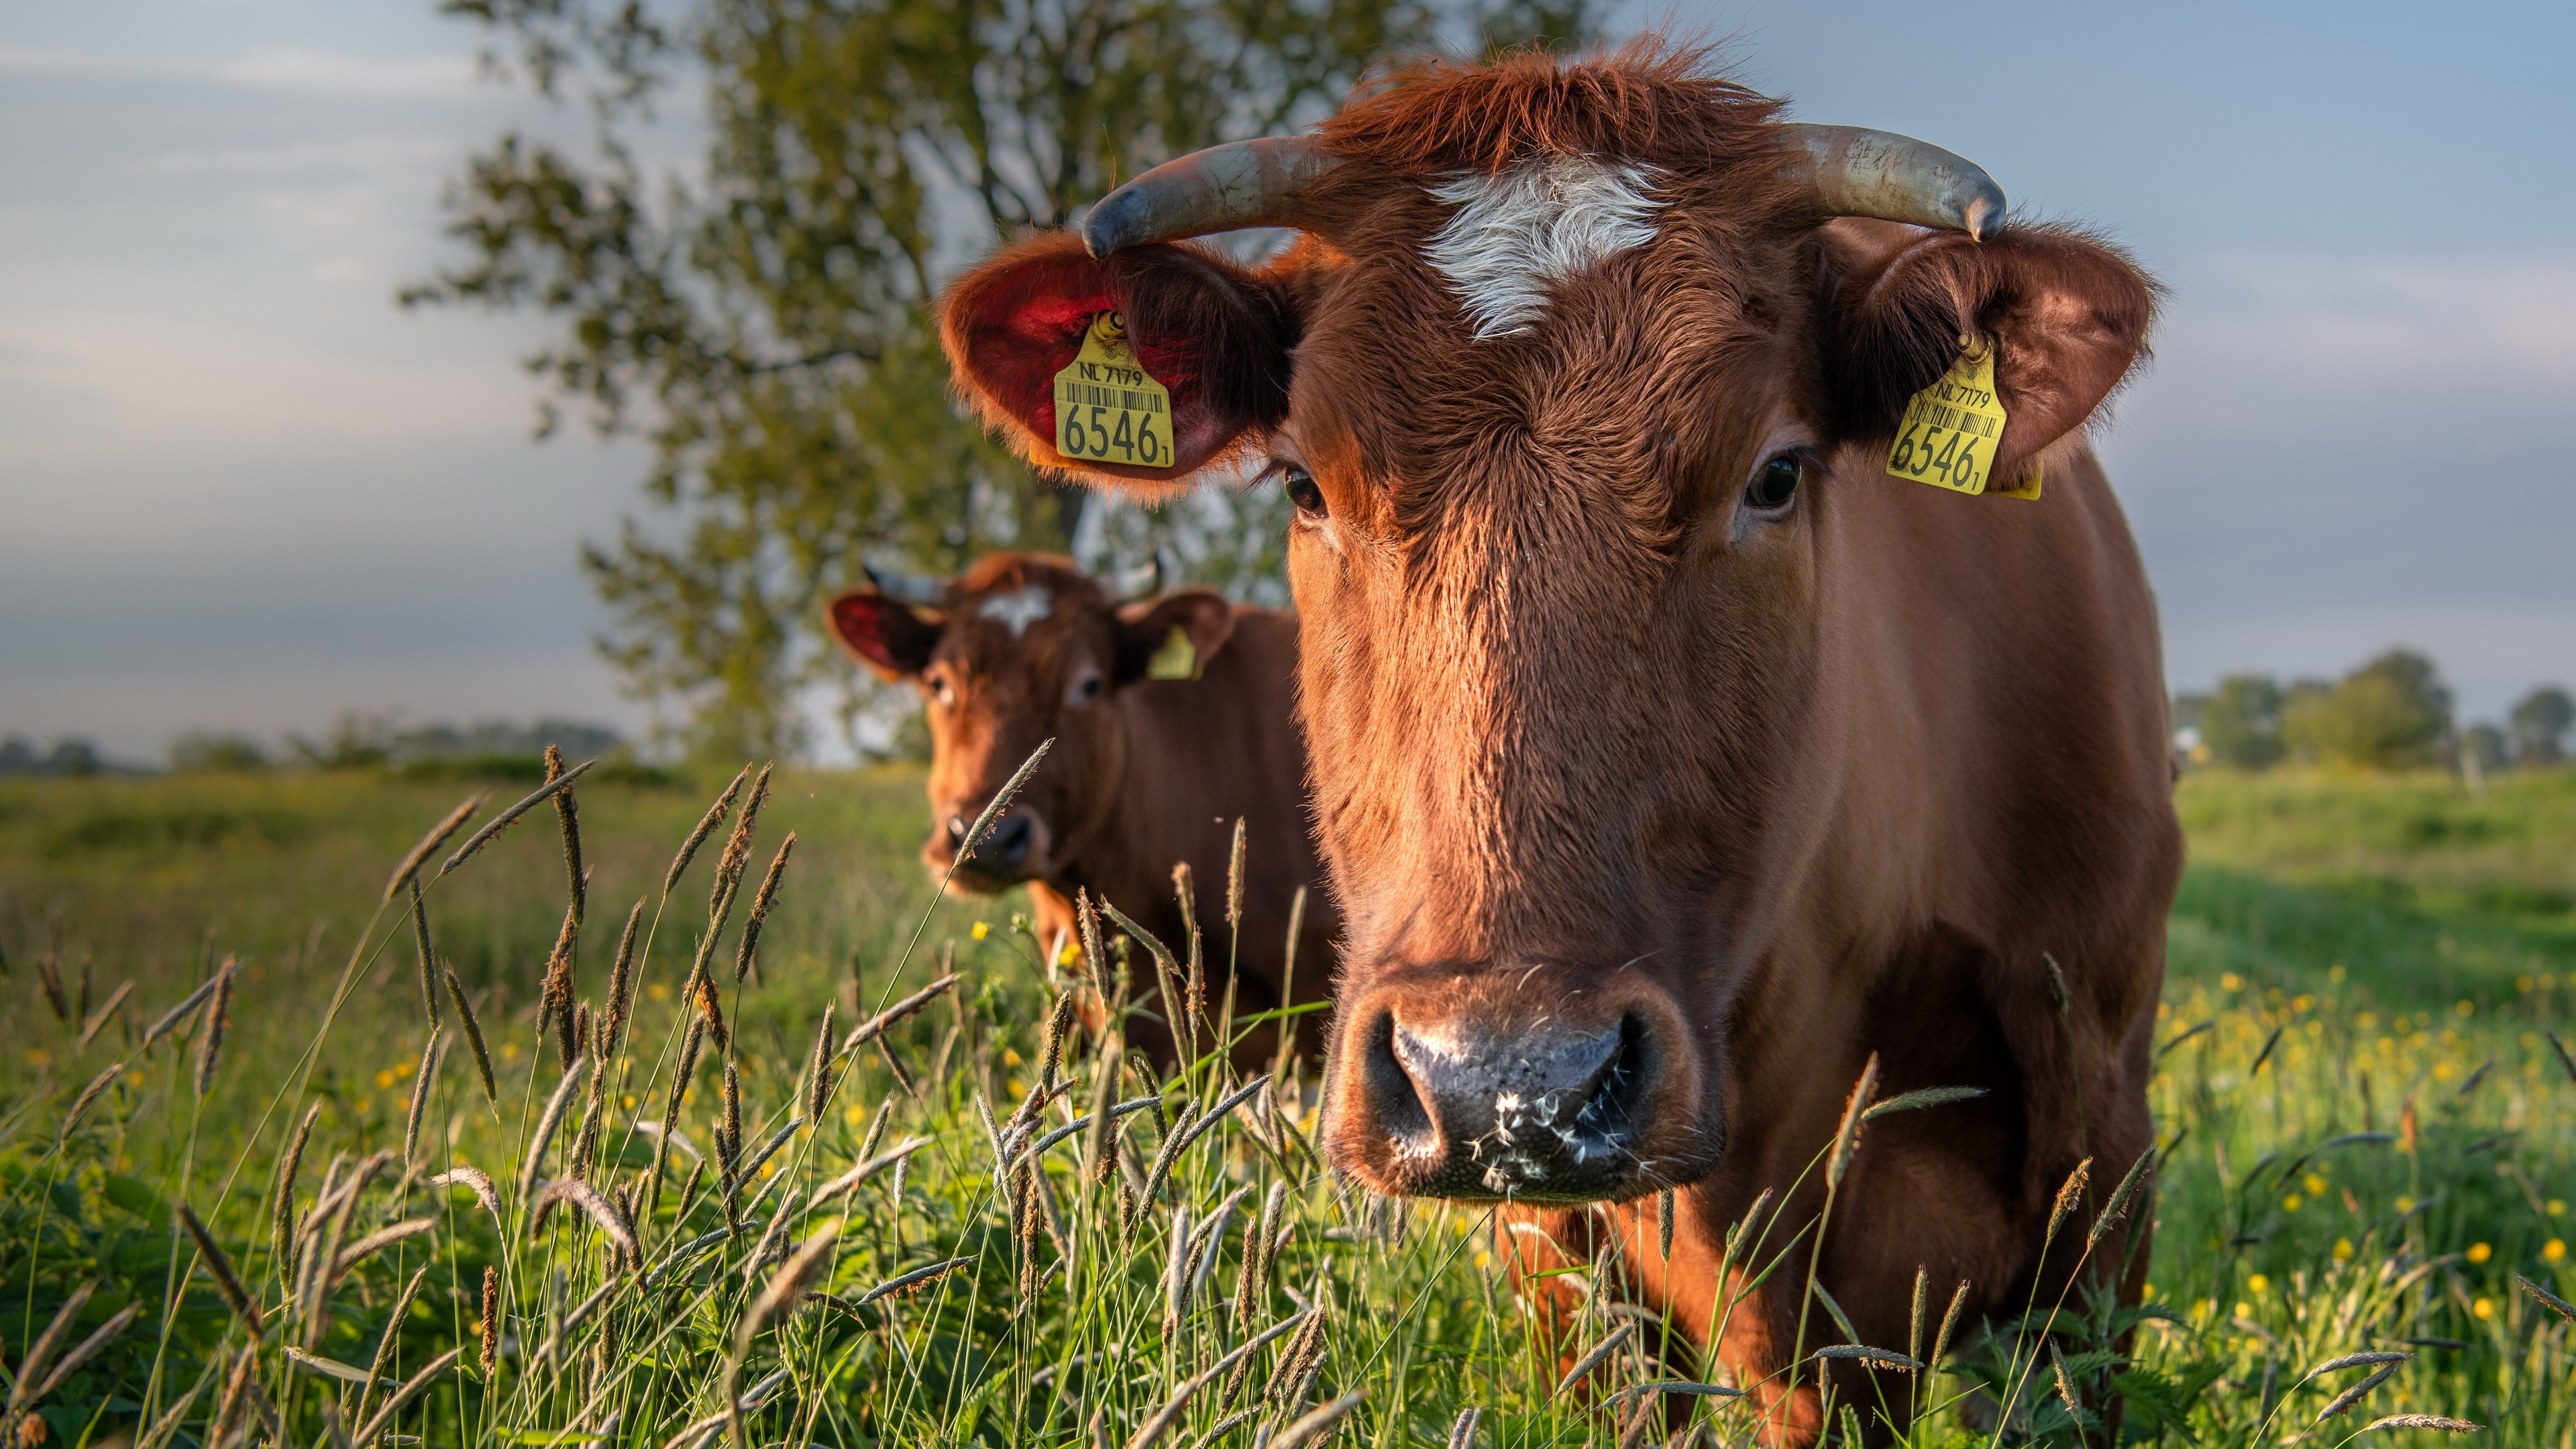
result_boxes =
[2,761,2572,1447]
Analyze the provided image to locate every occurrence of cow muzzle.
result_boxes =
[1323,969,1709,1203]
[924,805,1051,890]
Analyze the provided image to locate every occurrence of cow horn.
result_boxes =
[1099,552,1165,604]
[1082,137,1337,257]
[1079,124,2002,255]
[862,563,952,608]
[1786,124,2006,241]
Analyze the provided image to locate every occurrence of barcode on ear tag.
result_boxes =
[1885,335,2010,496]
[1053,311,1173,467]
[1146,626,1197,682]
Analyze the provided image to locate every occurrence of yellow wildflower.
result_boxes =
[2473,1297,2493,1320]
[2332,1238,2355,1263]
[972,920,991,940]
[2247,1274,2270,1293]
[2468,1242,2493,1265]
[2546,1240,2567,1264]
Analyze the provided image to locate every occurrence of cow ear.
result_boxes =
[1820,219,2157,485]
[826,591,943,681]
[941,233,1301,495]
[1114,589,1236,684]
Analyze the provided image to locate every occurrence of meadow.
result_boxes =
[2,760,2573,1447]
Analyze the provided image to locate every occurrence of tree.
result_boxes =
[2511,686,2573,767]
[2280,649,2453,770]
[411,0,1593,760]
[2196,674,2286,769]
[170,732,272,773]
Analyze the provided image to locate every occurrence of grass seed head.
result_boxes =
[1827,1053,1881,1188]
[694,967,731,1050]
[603,898,643,1061]
[178,1202,264,1338]
[806,1004,836,1121]
[545,745,586,926]
[479,1266,499,1378]
[439,759,594,878]
[443,969,498,1106]
[2046,1157,2094,1244]
[384,794,484,903]
[1226,817,1247,928]
[58,1061,125,1142]
[402,1028,441,1165]
[667,762,751,896]
[408,877,441,1028]
[193,956,237,1097]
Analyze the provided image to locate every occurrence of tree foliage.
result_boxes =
[2510,686,2573,766]
[2194,674,2286,770]
[409,0,1593,760]
[2279,649,2453,770]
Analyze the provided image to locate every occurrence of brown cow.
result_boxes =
[934,42,2178,1443]
[827,551,1336,1068]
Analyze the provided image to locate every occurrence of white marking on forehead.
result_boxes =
[974,586,1054,637]
[1421,155,1666,341]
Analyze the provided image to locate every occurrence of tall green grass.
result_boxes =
[0,763,2570,1446]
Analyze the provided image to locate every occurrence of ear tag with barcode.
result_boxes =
[1885,335,2023,497]
[1053,311,1173,468]
[1146,625,1197,681]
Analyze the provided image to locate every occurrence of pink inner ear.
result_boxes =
[982,286,1117,445]
[829,596,904,673]
[966,263,1220,478]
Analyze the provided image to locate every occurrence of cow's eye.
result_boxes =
[1067,668,1105,707]
[1281,466,1326,519]
[1746,453,1803,511]
[927,672,955,707]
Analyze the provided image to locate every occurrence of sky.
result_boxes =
[1,1,2570,763]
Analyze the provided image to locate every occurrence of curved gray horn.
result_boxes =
[1083,136,1337,258]
[1099,552,1164,604]
[863,562,953,608]
[1787,125,2006,241]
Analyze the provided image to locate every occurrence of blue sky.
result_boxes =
[2,1,2569,761]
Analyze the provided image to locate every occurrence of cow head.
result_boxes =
[826,552,1237,894]
[939,45,2153,1203]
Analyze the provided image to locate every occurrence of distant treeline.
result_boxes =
[2175,648,2571,773]
[0,714,658,783]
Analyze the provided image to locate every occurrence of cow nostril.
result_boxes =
[984,812,1036,865]
[1358,1010,1434,1142]
[945,815,969,845]
[1576,1015,1654,1138]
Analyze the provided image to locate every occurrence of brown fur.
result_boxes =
[826,553,1338,1067]
[937,43,2175,1445]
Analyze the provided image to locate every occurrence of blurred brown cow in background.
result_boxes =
[828,551,1334,1069]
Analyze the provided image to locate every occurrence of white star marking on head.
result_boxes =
[1422,154,1666,341]
[975,586,1054,637]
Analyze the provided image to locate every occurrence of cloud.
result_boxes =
[136,135,458,178]
[213,49,482,99]
[2103,250,2576,714]
[0,45,482,100]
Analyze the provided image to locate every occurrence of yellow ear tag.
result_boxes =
[1146,625,1197,682]
[1886,335,2026,497]
[1052,311,1173,467]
